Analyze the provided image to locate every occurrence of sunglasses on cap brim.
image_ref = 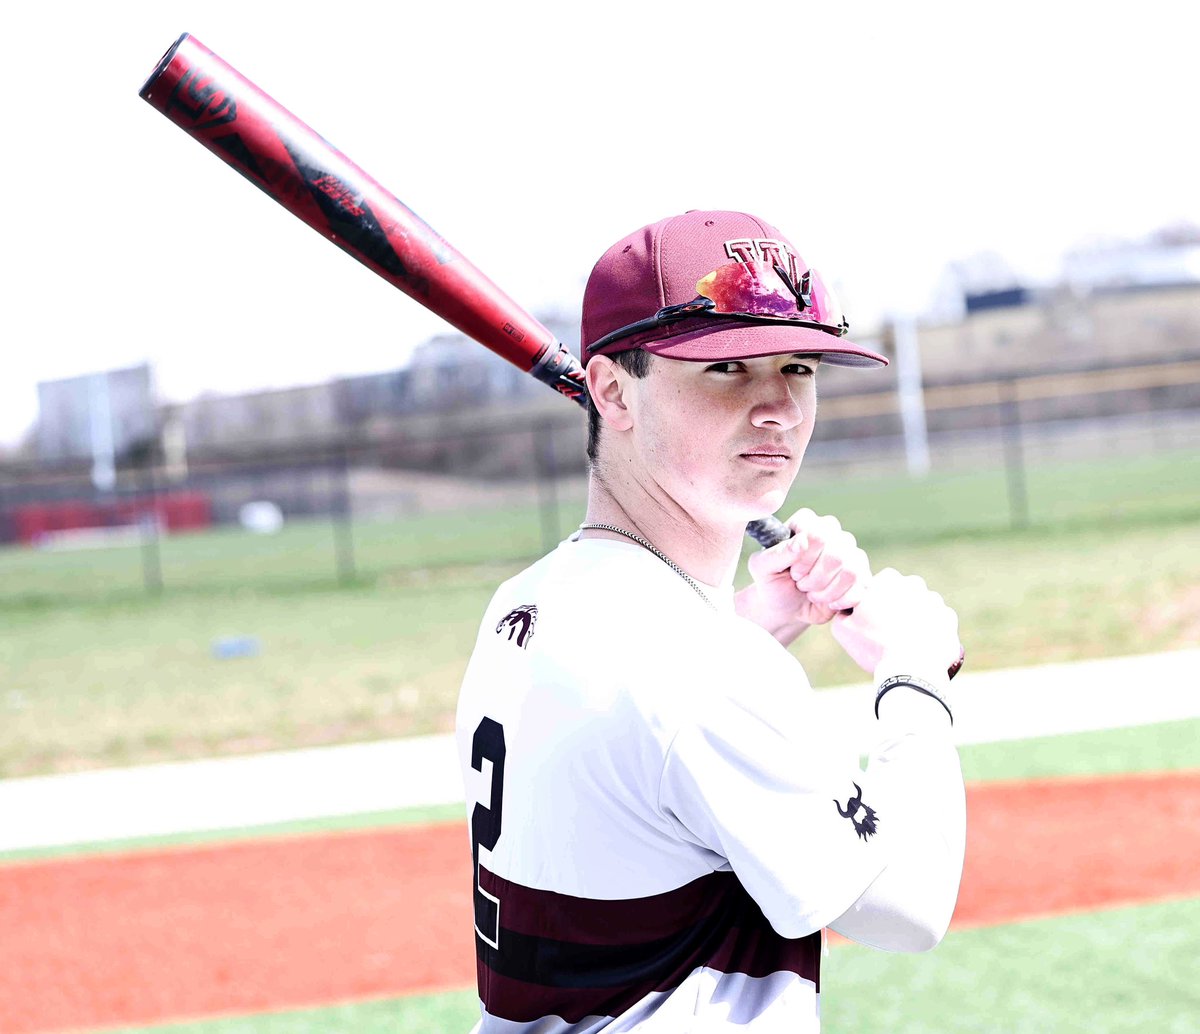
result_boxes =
[587,260,850,355]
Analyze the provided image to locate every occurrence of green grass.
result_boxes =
[822,897,1200,1033]
[4,720,1194,864]
[773,517,1200,688]
[2,450,1198,777]
[789,446,1200,544]
[958,718,1200,783]
[0,572,502,776]
[0,505,555,606]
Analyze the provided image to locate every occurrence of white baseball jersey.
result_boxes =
[457,537,963,1032]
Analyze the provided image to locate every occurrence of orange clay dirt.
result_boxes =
[1,770,1197,1034]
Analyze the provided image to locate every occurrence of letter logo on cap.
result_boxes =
[724,238,801,285]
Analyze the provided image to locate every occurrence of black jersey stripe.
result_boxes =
[479,867,734,945]
[475,866,820,1024]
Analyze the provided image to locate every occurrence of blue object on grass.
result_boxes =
[211,636,261,660]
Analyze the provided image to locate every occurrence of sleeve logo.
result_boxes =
[834,783,879,841]
[495,605,538,649]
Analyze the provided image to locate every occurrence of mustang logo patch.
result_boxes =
[834,782,879,840]
[496,605,538,649]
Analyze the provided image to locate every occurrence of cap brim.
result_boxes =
[595,319,888,369]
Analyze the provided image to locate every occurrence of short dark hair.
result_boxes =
[586,349,652,464]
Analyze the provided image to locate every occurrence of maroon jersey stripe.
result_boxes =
[479,867,734,945]
[475,867,820,1024]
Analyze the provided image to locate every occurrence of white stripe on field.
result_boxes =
[1,649,1196,853]
[818,648,1200,755]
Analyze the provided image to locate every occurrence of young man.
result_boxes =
[457,210,965,1032]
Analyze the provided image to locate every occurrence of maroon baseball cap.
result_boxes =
[581,210,887,369]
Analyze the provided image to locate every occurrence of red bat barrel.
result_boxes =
[139,33,585,406]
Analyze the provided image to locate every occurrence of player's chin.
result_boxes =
[728,478,795,521]
[742,461,800,503]
[753,486,791,517]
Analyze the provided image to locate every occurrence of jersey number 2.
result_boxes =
[471,717,506,949]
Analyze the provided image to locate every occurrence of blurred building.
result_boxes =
[36,364,156,463]
[175,313,581,453]
[179,382,343,452]
[917,281,1200,377]
[918,232,1200,378]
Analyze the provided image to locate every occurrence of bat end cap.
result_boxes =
[139,31,191,99]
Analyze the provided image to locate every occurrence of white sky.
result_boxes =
[1,0,1194,446]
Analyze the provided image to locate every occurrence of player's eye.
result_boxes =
[783,362,816,376]
[704,361,746,374]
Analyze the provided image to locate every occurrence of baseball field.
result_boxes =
[2,447,1198,1032]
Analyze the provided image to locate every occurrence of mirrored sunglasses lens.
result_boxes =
[697,261,797,317]
[806,269,844,326]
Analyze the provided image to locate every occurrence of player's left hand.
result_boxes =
[736,508,873,644]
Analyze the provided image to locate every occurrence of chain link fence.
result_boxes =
[1,355,1198,604]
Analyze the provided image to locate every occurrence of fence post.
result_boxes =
[1000,378,1030,530]
[535,420,560,551]
[139,455,163,595]
[893,317,932,477]
[332,439,357,584]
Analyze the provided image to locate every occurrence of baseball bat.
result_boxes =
[139,33,586,407]
[139,34,961,678]
[138,33,789,543]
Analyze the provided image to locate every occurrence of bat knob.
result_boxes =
[745,515,791,548]
[947,647,966,680]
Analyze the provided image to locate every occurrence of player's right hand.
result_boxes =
[830,568,961,684]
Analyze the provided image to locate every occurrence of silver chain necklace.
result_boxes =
[577,522,715,610]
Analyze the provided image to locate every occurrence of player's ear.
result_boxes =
[586,356,634,432]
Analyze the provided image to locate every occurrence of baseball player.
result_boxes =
[456,210,965,1032]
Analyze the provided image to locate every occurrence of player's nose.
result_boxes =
[749,374,806,430]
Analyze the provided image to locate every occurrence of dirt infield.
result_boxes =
[2,770,1197,1034]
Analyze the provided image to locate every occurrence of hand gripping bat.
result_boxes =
[140,34,961,678]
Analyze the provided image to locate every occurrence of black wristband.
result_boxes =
[875,674,953,724]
